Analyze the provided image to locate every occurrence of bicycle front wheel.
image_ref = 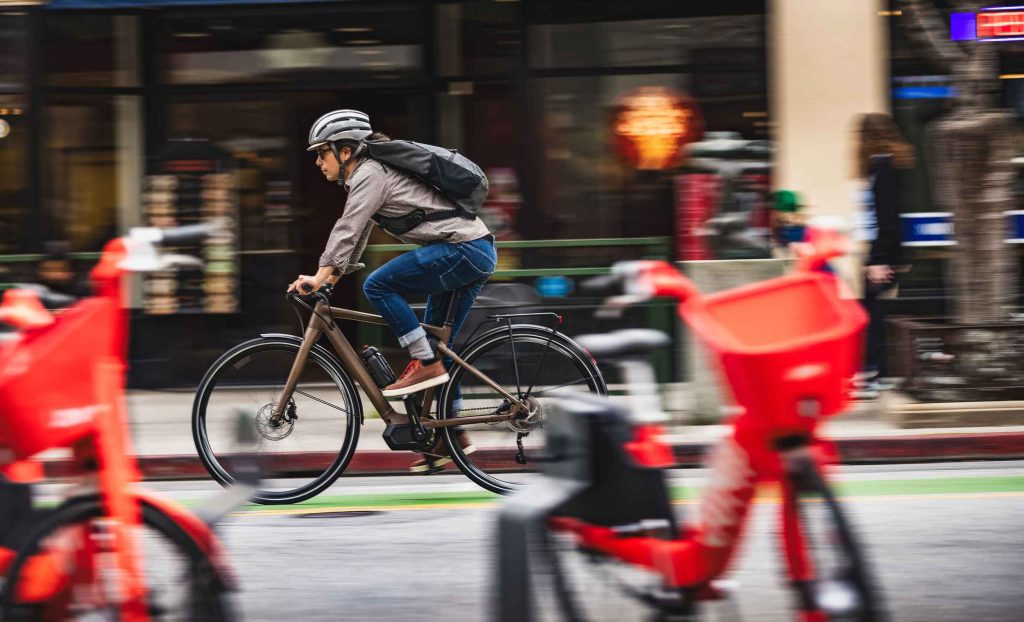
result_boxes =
[439,325,606,494]
[785,459,888,622]
[1,496,233,621]
[192,336,361,504]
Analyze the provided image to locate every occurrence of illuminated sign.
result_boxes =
[978,9,1024,39]
[951,7,1024,41]
[613,87,703,170]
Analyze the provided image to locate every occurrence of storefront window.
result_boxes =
[531,72,766,240]
[0,95,28,253]
[436,1,522,77]
[0,12,28,88]
[529,15,764,70]
[43,96,142,252]
[156,5,423,84]
[164,99,288,251]
[42,14,140,87]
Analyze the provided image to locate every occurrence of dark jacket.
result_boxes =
[866,154,906,267]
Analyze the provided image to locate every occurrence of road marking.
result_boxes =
[234,490,1024,517]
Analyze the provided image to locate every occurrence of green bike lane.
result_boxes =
[233,472,1024,516]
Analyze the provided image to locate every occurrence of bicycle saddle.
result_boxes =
[576,329,670,360]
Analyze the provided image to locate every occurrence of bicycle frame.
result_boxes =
[273,296,530,431]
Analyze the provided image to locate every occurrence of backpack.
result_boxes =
[356,139,488,235]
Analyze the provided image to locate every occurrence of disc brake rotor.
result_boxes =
[255,401,295,441]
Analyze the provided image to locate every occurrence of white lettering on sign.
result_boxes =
[692,437,756,548]
[917,222,953,236]
[50,405,103,429]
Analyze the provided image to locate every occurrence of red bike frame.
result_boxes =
[549,254,866,622]
[0,235,233,621]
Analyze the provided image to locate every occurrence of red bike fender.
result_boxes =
[131,488,238,588]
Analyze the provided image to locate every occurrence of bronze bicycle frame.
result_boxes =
[273,297,528,429]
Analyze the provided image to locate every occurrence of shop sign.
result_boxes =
[1007,210,1024,243]
[901,213,955,247]
[951,7,1024,41]
[901,211,1024,246]
[613,87,703,171]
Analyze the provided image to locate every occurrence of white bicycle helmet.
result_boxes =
[307,109,372,151]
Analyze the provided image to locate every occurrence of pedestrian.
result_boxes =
[287,109,497,472]
[852,112,914,398]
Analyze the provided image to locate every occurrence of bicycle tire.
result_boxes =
[439,325,607,495]
[0,495,234,621]
[789,463,888,622]
[192,336,361,505]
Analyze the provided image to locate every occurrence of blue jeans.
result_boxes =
[363,234,497,362]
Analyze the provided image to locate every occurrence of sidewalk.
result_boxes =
[36,388,1024,480]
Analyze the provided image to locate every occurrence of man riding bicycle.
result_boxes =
[287,109,497,472]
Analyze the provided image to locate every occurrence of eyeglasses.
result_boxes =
[315,146,332,160]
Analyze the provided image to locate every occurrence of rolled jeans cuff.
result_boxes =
[398,325,427,349]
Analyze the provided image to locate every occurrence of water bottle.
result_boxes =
[360,345,396,388]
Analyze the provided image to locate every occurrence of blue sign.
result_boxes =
[901,213,955,247]
[901,211,1024,246]
[950,12,978,40]
[1008,211,1024,243]
[893,86,956,100]
[535,276,574,298]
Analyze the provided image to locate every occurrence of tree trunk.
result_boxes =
[928,112,1017,323]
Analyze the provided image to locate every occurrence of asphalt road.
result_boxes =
[46,462,1024,621]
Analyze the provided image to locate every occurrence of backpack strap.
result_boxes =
[372,209,464,236]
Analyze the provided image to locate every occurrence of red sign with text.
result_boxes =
[977,11,1024,39]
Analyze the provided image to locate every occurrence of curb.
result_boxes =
[38,432,1024,480]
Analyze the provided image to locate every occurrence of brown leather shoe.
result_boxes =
[409,430,476,474]
[382,360,450,397]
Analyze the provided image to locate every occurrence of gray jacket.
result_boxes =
[319,158,491,273]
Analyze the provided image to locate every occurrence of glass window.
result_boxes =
[0,12,28,88]
[43,96,143,252]
[436,2,522,77]
[531,73,766,239]
[0,95,29,253]
[42,14,140,88]
[156,5,423,84]
[529,15,764,70]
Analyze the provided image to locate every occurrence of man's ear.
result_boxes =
[339,145,353,162]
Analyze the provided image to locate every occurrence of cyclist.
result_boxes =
[287,109,497,472]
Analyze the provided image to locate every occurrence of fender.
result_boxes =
[258,333,364,424]
[460,324,607,395]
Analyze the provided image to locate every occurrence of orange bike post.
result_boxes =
[94,356,149,622]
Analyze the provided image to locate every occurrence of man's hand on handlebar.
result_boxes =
[287,275,323,295]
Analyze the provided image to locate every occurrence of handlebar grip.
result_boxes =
[158,223,217,247]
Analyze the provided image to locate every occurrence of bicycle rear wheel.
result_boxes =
[784,459,887,622]
[1,495,233,621]
[192,336,361,504]
[438,326,606,494]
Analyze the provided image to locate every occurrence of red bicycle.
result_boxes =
[497,233,887,621]
[0,225,240,621]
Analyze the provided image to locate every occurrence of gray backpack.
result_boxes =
[357,139,488,235]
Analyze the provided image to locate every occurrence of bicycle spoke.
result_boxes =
[528,375,603,397]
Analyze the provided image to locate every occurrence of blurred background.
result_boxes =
[0,0,1021,409]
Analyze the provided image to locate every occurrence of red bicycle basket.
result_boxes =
[682,272,866,433]
[0,298,118,460]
